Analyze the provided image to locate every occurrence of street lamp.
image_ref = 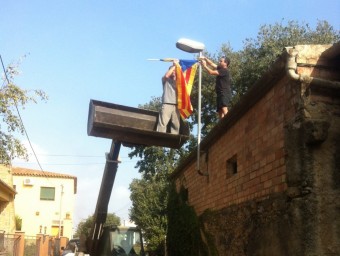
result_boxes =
[176,38,205,53]
[176,38,206,175]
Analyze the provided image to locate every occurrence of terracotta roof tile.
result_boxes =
[12,167,78,194]
[12,167,76,179]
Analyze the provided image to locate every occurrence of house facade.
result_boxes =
[0,165,16,234]
[12,166,77,238]
[170,44,340,255]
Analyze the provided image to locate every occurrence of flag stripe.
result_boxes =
[175,60,198,119]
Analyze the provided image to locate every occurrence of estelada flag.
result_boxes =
[175,60,198,119]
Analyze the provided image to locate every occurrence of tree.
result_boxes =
[74,212,120,238]
[15,215,22,230]
[129,175,168,254]
[0,56,48,165]
[233,20,340,100]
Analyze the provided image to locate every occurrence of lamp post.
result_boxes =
[59,184,64,238]
[176,38,205,174]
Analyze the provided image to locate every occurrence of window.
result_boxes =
[40,187,55,201]
[51,226,64,237]
[226,155,238,178]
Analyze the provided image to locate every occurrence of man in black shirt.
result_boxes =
[200,56,232,119]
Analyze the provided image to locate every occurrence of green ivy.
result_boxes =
[15,215,22,231]
[167,184,218,256]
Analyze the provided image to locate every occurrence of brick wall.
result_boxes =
[176,75,300,215]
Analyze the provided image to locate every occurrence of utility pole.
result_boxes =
[59,184,64,238]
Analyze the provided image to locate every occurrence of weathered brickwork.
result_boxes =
[178,76,299,215]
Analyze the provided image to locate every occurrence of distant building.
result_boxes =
[12,166,77,238]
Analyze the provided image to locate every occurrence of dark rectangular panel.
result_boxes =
[87,99,189,148]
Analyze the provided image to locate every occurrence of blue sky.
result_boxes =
[1,0,339,231]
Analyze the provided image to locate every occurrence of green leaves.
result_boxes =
[231,20,340,101]
[129,177,168,252]
[0,59,48,165]
[74,213,121,238]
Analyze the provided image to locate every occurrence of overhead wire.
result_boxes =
[112,202,131,214]
[12,162,107,166]
[0,54,45,173]
[36,154,135,159]
[2,55,138,174]
[11,153,138,166]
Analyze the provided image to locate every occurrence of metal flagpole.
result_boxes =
[197,51,202,172]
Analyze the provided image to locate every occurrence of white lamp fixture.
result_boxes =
[176,38,205,53]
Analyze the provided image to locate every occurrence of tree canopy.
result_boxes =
[126,20,340,255]
[0,56,48,165]
[74,213,121,238]
[129,175,168,253]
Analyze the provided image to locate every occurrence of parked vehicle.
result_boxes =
[97,225,145,256]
